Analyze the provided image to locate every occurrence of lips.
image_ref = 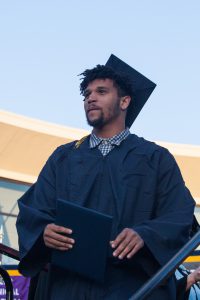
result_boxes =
[87,106,101,113]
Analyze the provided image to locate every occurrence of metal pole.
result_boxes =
[129,230,200,300]
[0,266,13,300]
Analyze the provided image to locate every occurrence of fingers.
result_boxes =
[43,223,75,251]
[45,237,74,250]
[193,267,200,281]
[111,228,128,248]
[111,228,144,259]
[126,240,144,259]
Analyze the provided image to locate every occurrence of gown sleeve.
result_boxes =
[133,148,195,267]
[16,145,68,277]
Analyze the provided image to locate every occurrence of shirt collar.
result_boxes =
[90,128,130,149]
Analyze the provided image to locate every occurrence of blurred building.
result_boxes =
[0,109,200,264]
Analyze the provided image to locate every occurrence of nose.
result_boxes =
[87,91,97,103]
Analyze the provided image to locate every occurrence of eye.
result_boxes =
[98,89,107,95]
[83,91,90,100]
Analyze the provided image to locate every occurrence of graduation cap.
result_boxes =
[105,54,156,128]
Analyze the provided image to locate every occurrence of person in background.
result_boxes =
[176,265,200,300]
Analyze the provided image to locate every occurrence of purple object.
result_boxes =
[0,274,30,300]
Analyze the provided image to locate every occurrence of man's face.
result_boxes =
[83,79,123,128]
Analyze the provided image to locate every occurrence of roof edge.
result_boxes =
[0,109,89,140]
[156,141,200,158]
[0,109,199,156]
[0,169,37,184]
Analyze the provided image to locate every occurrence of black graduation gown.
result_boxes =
[16,134,195,299]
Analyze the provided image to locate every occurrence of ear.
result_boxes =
[120,96,131,111]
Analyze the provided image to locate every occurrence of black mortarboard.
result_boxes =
[105,54,156,128]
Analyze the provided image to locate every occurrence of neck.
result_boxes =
[92,123,126,138]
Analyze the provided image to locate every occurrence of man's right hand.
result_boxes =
[43,223,75,251]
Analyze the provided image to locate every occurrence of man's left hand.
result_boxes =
[110,228,144,259]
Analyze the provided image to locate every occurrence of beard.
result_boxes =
[86,104,122,129]
[86,110,105,128]
[85,97,122,129]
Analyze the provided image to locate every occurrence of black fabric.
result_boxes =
[16,134,195,299]
[28,274,39,300]
[176,276,189,300]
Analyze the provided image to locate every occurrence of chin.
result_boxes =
[87,117,104,128]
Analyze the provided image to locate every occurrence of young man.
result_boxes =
[17,55,195,299]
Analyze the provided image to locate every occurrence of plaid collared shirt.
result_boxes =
[89,128,130,156]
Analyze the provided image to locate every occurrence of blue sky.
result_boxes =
[0,1,199,145]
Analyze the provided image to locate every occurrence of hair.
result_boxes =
[79,65,133,100]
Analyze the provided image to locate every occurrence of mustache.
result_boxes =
[87,105,101,112]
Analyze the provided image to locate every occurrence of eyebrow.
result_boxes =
[96,86,109,90]
[84,86,109,96]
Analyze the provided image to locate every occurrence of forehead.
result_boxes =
[86,78,115,90]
